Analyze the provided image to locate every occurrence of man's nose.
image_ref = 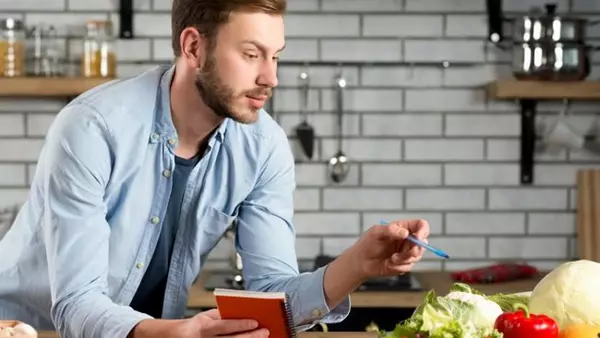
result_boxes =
[257,60,278,88]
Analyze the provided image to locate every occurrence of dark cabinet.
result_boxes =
[308,307,415,332]
[187,306,414,333]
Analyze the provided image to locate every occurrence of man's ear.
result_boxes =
[179,27,208,68]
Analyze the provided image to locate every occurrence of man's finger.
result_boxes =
[390,252,417,265]
[386,261,415,274]
[200,308,221,320]
[387,219,430,240]
[224,328,270,338]
[408,243,422,257]
[385,223,409,240]
[205,319,259,336]
[408,219,430,240]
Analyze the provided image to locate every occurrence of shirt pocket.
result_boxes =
[198,206,236,258]
[203,206,236,235]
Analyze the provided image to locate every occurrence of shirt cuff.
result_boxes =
[294,265,351,332]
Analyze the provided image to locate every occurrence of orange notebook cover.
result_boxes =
[214,288,297,338]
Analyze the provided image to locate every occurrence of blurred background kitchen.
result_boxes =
[1,0,600,294]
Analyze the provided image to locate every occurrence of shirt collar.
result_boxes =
[150,64,228,146]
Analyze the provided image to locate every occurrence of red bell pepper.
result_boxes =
[494,303,559,338]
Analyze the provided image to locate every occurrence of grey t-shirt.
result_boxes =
[129,154,199,317]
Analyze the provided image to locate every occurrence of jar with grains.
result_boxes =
[0,18,26,77]
[81,20,117,78]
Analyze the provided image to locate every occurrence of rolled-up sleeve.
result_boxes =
[40,103,151,338]
[235,126,350,330]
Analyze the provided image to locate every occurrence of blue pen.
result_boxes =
[380,220,450,259]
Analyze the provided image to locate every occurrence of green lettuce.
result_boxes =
[378,282,533,338]
[449,282,531,312]
[380,288,503,338]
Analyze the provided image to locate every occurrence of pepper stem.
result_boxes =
[513,303,530,318]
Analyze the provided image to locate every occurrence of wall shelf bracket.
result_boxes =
[119,0,134,39]
[519,99,537,185]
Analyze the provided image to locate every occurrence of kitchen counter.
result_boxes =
[188,270,545,308]
[34,272,543,337]
[38,331,377,338]
[32,271,544,338]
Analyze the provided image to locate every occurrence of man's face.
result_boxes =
[195,12,285,124]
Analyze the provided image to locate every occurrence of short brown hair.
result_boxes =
[171,0,287,57]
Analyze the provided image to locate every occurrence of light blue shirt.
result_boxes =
[0,65,350,338]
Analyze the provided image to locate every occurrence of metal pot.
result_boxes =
[487,1,600,81]
[512,42,593,81]
[487,1,600,44]
[511,4,591,43]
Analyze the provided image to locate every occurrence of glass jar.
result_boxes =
[81,20,116,78]
[0,18,27,77]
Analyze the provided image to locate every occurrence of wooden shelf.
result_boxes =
[488,80,600,100]
[488,79,600,185]
[0,77,114,97]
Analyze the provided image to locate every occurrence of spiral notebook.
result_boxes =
[213,288,297,338]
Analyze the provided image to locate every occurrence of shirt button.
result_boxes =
[168,137,177,146]
[136,262,144,269]
[150,216,160,224]
[150,133,159,142]
[162,169,171,178]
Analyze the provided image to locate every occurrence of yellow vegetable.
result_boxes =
[559,323,600,338]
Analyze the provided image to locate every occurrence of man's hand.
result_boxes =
[181,309,269,337]
[322,219,430,309]
[351,219,430,278]
[130,309,269,338]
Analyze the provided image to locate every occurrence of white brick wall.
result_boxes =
[1,0,599,271]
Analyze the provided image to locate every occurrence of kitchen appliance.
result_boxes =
[203,224,245,291]
[202,270,245,291]
[486,1,600,81]
[313,255,423,292]
[203,254,424,292]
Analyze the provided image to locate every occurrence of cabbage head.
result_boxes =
[528,259,600,329]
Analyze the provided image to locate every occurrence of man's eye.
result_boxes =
[245,53,258,59]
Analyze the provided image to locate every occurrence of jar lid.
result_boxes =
[85,20,112,28]
[0,18,25,31]
[85,19,113,36]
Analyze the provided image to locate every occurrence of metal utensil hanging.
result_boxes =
[294,66,315,160]
[329,69,350,183]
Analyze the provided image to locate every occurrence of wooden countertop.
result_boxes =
[38,331,376,338]
[188,270,545,309]
[33,271,544,338]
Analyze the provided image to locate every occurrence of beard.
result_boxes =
[194,51,272,124]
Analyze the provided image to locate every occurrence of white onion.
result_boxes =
[0,322,37,337]
[13,323,37,336]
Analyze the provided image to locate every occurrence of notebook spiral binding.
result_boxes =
[284,293,298,338]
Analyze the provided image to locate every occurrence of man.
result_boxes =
[0,0,429,337]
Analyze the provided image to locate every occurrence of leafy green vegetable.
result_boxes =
[487,293,531,313]
[379,283,533,337]
[449,282,532,312]
[380,288,503,338]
